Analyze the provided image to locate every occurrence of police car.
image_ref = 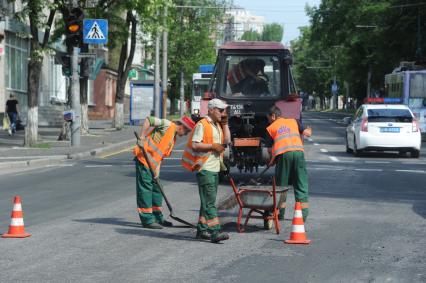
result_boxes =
[345,98,422,158]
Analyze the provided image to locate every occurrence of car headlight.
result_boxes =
[194,109,199,114]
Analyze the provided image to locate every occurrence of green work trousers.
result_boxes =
[275,151,309,221]
[196,170,221,234]
[135,158,164,226]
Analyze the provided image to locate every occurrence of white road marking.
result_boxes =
[314,143,320,146]
[395,170,426,174]
[365,161,390,164]
[354,169,383,172]
[85,165,113,168]
[310,167,344,171]
[329,156,339,162]
[307,138,314,142]
[320,149,328,153]
[46,164,74,167]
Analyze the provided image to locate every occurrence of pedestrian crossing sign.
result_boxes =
[83,19,108,44]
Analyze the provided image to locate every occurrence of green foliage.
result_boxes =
[292,0,426,105]
[167,0,229,101]
[241,29,261,41]
[261,23,283,42]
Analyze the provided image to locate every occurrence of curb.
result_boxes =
[0,139,136,170]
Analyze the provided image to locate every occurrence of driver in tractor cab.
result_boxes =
[227,58,269,96]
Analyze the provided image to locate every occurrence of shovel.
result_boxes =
[134,131,196,228]
[248,164,272,185]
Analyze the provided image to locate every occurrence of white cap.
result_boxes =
[208,98,228,109]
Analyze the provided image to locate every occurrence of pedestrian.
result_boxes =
[133,115,195,229]
[181,98,231,243]
[265,105,312,222]
[5,94,19,136]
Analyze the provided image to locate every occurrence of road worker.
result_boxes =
[134,115,195,229]
[265,105,312,222]
[182,98,231,243]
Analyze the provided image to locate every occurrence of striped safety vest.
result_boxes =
[133,123,177,175]
[181,118,224,172]
[266,118,304,159]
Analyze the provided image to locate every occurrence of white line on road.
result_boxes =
[329,156,339,162]
[1,155,67,159]
[85,165,113,168]
[354,169,383,172]
[395,170,426,174]
[46,164,74,167]
[365,161,390,164]
[320,149,328,153]
[310,167,344,171]
[307,138,314,142]
[314,143,320,146]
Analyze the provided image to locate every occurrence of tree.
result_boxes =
[241,29,261,41]
[16,0,59,146]
[167,0,228,114]
[261,23,283,42]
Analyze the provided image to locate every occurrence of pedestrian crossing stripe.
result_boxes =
[85,21,105,40]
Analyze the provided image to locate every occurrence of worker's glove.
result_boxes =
[211,143,225,154]
[220,113,228,126]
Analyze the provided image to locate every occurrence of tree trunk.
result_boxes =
[81,103,89,134]
[113,10,137,130]
[114,102,124,130]
[80,76,89,134]
[24,59,42,147]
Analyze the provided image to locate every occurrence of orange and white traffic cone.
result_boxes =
[2,196,31,238]
[284,202,310,244]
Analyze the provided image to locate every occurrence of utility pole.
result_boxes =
[71,46,81,146]
[179,4,185,117]
[162,6,168,119]
[154,25,161,117]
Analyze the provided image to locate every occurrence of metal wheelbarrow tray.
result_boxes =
[229,177,290,234]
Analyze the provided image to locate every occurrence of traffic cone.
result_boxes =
[284,202,310,244]
[2,196,31,238]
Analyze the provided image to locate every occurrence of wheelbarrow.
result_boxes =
[228,175,290,234]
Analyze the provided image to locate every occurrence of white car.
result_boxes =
[345,103,421,158]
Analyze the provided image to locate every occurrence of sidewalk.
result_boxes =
[0,120,140,170]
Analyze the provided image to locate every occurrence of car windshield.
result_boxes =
[367,108,413,123]
[222,55,281,98]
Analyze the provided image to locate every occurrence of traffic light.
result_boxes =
[64,7,84,48]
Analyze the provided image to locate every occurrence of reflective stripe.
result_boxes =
[152,206,162,211]
[13,203,22,211]
[182,156,205,168]
[275,133,301,143]
[291,224,306,233]
[10,218,24,226]
[300,202,309,209]
[294,210,303,218]
[147,138,164,159]
[206,217,220,227]
[273,145,304,154]
[138,207,153,213]
[186,147,210,157]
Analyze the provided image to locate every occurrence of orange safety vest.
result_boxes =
[266,118,304,159]
[133,123,177,174]
[181,118,224,172]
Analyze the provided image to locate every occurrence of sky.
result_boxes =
[232,0,322,46]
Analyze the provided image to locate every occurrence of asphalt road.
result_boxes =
[1,111,425,282]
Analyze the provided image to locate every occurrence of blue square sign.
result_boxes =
[83,19,108,44]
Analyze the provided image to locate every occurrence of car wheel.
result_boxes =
[411,150,420,158]
[353,138,362,157]
[345,135,353,153]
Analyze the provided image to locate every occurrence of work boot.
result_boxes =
[160,220,173,227]
[196,231,211,240]
[210,232,229,243]
[144,223,163,229]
